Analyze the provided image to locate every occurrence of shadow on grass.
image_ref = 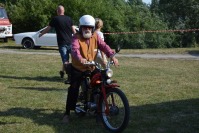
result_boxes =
[13,86,67,92]
[0,107,108,133]
[0,108,64,127]
[130,98,199,133]
[33,47,58,51]
[0,44,58,51]
[0,98,198,133]
[187,50,199,56]
[0,45,22,49]
[0,75,61,82]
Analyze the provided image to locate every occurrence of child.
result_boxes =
[94,18,108,69]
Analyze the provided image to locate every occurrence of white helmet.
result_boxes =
[79,15,95,32]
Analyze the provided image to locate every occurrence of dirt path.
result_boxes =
[0,49,199,60]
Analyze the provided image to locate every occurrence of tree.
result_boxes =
[4,0,187,48]
[5,0,56,33]
[157,0,199,47]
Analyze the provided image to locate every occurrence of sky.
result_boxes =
[142,0,151,4]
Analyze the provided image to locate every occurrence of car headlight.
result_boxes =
[106,69,113,78]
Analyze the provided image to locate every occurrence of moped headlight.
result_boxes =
[106,69,113,78]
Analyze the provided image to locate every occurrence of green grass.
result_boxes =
[0,40,199,133]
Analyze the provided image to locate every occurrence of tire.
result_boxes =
[100,88,130,133]
[22,38,35,49]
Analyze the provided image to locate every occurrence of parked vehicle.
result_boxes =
[75,50,130,133]
[14,27,57,49]
[14,26,79,49]
[0,7,12,42]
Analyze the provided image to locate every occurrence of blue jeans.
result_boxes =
[58,45,71,64]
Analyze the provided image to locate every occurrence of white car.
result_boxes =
[14,27,57,49]
[14,26,79,49]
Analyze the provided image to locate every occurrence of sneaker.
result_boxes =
[62,115,69,123]
[59,71,64,78]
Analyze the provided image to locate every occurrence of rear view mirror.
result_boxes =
[115,39,124,53]
[115,44,121,53]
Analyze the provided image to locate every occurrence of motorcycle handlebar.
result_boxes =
[84,60,115,69]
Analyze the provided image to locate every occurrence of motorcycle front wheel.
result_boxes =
[100,88,130,133]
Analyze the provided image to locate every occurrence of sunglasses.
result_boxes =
[82,26,93,29]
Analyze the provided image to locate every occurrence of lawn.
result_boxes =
[0,40,199,133]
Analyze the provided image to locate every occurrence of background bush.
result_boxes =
[1,0,199,48]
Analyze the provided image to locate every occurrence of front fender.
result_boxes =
[105,83,120,89]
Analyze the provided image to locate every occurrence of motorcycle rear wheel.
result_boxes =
[100,88,130,133]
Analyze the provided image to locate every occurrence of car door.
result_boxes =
[35,28,57,46]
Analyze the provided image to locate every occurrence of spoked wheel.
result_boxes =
[100,88,130,133]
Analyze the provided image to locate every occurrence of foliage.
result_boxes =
[5,0,56,33]
[152,0,199,47]
[3,0,199,48]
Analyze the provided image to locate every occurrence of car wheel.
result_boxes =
[22,38,35,49]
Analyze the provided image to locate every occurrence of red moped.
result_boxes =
[75,58,130,133]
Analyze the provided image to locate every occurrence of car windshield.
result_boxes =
[0,8,8,19]
[39,27,55,34]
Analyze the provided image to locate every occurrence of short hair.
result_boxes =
[57,5,65,14]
